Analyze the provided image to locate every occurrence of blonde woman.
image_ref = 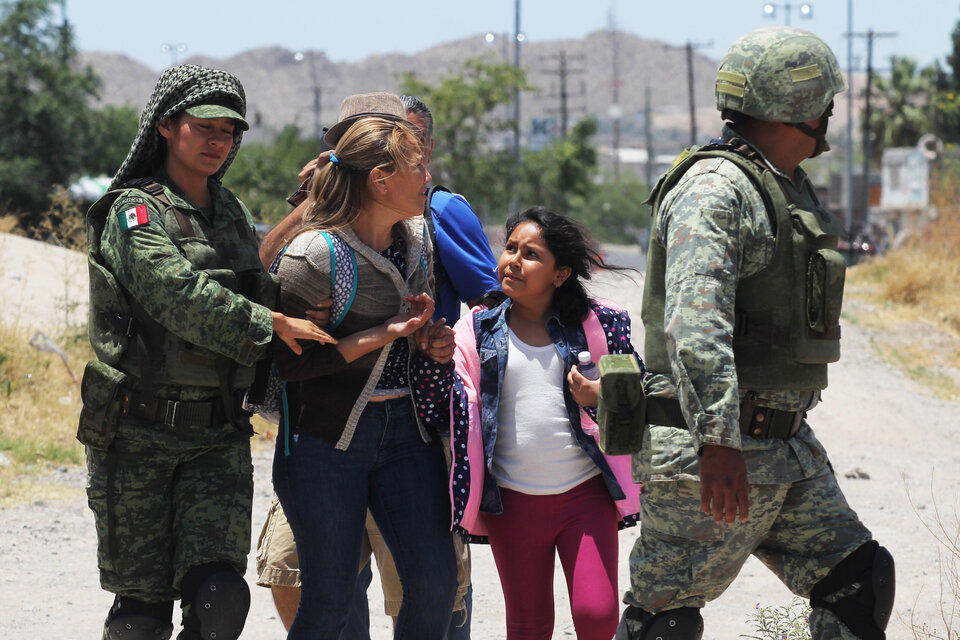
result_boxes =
[272,96,458,639]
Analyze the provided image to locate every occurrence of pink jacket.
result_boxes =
[445,299,641,541]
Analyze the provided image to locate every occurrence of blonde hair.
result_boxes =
[303,116,422,232]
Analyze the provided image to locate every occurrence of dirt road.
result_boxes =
[1,232,958,639]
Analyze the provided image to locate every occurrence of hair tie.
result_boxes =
[329,152,340,166]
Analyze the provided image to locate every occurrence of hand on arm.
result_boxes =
[699,444,750,524]
[415,318,456,364]
[259,152,333,268]
[334,293,435,363]
[271,312,337,355]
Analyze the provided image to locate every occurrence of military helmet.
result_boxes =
[716,27,845,123]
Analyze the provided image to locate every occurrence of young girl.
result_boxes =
[272,102,458,639]
[413,207,643,639]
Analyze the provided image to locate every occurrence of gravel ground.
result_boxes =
[1,232,958,639]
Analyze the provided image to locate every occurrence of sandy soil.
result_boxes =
[1,231,958,639]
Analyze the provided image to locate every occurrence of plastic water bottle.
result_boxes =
[577,351,600,381]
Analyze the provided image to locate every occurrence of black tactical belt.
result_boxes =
[120,392,243,428]
[645,396,804,440]
[738,404,805,439]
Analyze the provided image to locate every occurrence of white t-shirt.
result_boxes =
[491,328,599,495]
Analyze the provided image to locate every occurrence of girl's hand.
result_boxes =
[416,319,456,363]
[567,365,600,408]
[272,312,337,355]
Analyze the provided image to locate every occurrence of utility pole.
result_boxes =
[608,10,623,179]
[844,0,854,232]
[543,50,585,137]
[644,86,654,189]
[847,29,896,231]
[682,41,712,147]
[511,0,523,212]
[161,43,187,67]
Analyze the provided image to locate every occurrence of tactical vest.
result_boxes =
[642,142,846,392]
[86,178,277,393]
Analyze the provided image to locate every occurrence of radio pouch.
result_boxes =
[596,354,646,455]
[77,360,128,450]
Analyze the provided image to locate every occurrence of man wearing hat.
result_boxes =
[256,92,499,639]
[80,64,331,640]
[614,27,894,639]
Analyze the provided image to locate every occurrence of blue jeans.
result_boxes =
[274,396,457,640]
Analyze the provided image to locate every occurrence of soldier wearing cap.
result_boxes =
[614,27,895,639]
[80,64,332,640]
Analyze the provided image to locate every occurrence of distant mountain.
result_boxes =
[79,30,721,150]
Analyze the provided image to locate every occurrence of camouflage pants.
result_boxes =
[624,464,872,639]
[85,415,253,602]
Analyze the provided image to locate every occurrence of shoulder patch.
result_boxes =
[116,204,149,232]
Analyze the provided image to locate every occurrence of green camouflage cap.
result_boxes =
[185,103,249,130]
[111,64,248,189]
[716,27,845,123]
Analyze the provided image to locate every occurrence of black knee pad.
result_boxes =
[103,596,174,640]
[616,605,704,640]
[811,540,895,639]
[179,562,250,640]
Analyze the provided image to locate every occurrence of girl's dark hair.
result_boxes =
[505,206,635,325]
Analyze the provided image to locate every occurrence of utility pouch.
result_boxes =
[806,248,845,335]
[596,354,646,455]
[77,360,128,450]
[204,268,239,292]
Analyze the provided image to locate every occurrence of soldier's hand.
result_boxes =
[567,366,600,408]
[305,297,334,328]
[272,312,337,355]
[699,445,750,525]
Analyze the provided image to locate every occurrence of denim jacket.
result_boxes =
[412,297,642,542]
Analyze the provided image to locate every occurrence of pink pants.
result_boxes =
[485,474,620,640]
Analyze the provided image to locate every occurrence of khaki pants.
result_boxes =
[256,494,470,615]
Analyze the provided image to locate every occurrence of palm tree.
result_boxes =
[865,56,932,162]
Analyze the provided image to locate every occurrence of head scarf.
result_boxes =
[111,64,247,190]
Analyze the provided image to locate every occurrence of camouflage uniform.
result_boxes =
[621,28,888,640]
[80,66,272,612]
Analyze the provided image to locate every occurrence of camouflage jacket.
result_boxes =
[97,170,273,400]
[637,126,830,484]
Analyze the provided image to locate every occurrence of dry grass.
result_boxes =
[846,161,960,400]
[0,322,91,504]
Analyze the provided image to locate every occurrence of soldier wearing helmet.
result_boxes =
[613,27,894,639]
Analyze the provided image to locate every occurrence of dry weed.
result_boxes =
[847,161,960,398]
[0,322,91,503]
[905,475,960,639]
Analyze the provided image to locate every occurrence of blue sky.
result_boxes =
[66,0,957,73]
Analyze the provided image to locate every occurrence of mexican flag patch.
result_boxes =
[118,204,149,232]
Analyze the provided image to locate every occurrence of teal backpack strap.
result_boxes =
[319,231,358,331]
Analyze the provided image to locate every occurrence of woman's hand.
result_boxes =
[272,312,337,355]
[567,365,600,408]
[416,318,455,363]
[383,293,435,340]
